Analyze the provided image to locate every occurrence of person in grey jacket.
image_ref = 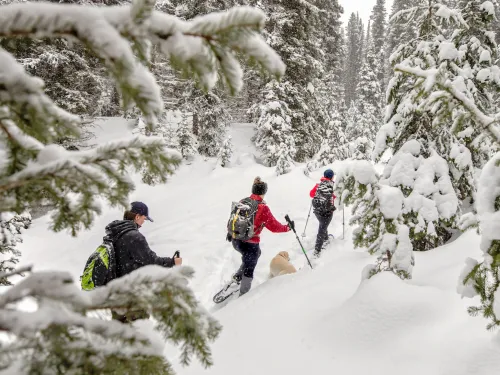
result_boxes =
[106,201,182,322]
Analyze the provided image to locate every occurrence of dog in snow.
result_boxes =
[270,251,297,278]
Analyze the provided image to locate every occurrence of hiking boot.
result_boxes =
[232,273,242,284]
[312,250,321,259]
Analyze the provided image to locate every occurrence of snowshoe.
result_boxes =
[213,280,241,304]
[312,250,321,259]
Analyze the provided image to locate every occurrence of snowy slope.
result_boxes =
[16,118,500,375]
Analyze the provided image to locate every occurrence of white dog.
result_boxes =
[269,251,297,278]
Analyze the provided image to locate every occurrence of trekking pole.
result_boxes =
[341,198,345,240]
[285,214,313,269]
[301,203,313,238]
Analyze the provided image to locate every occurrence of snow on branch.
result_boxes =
[0,2,285,128]
[0,2,162,126]
[394,63,500,144]
[0,266,221,373]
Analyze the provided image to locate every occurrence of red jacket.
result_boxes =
[310,178,337,202]
[247,194,290,243]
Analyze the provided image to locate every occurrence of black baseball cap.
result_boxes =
[130,201,154,222]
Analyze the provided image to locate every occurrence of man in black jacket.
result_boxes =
[107,201,182,322]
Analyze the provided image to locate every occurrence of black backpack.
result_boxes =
[80,235,117,291]
[312,180,335,214]
[227,197,260,241]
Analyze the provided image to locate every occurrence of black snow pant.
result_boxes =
[314,211,333,252]
[232,239,261,296]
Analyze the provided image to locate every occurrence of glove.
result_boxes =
[332,205,337,212]
[226,233,232,242]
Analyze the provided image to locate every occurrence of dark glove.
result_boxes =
[332,205,337,212]
[226,233,232,242]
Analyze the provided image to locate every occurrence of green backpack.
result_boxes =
[80,236,116,291]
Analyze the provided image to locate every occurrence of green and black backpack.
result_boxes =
[80,235,117,291]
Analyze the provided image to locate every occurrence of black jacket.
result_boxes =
[105,220,174,278]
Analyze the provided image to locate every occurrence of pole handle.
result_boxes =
[173,251,180,258]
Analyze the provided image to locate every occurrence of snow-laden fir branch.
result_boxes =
[0,3,285,129]
[0,265,221,373]
[394,63,500,144]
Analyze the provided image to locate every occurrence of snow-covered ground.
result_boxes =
[17,118,500,375]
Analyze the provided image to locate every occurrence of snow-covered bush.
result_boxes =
[459,152,500,330]
[218,135,233,167]
[381,140,459,251]
[0,0,285,372]
[334,160,415,280]
[0,212,31,286]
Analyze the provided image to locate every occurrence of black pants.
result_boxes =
[232,239,261,278]
[315,211,333,252]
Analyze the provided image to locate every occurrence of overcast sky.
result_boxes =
[339,0,394,27]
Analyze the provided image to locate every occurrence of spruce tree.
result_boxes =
[386,0,422,57]
[218,135,233,167]
[176,113,197,160]
[374,0,467,251]
[0,1,285,372]
[355,36,383,141]
[253,81,296,169]
[195,91,231,157]
[253,0,340,162]
[345,12,365,106]
[370,0,387,88]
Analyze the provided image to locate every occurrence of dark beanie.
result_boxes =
[252,177,268,195]
[324,169,334,179]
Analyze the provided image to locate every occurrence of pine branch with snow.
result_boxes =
[459,152,500,330]
[0,212,31,286]
[0,265,221,374]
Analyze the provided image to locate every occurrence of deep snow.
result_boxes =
[15,118,500,375]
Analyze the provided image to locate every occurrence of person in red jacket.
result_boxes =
[310,169,336,257]
[230,177,291,296]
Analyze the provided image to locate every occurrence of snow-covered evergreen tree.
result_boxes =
[370,0,387,88]
[355,37,383,140]
[334,160,415,280]
[253,82,296,169]
[252,0,343,162]
[375,1,471,252]
[0,212,31,286]
[345,12,365,106]
[314,0,345,116]
[386,0,423,57]
[458,152,500,330]
[176,113,197,160]
[218,135,233,167]
[195,91,231,157]
[344,101,365,141]
[0,1,285,372]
